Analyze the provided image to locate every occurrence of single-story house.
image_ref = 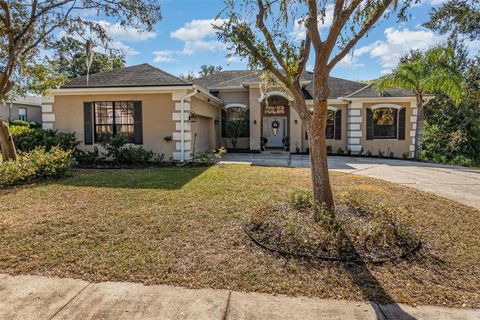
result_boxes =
[1,96,43,123]
[43,63,425,161]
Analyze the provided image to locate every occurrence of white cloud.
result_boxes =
[346,27,446,72]
[153,50,176,63]
[171,19,226,55]
[98,20,157,42]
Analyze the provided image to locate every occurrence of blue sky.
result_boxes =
[92,0,478,81]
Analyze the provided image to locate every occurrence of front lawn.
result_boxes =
[0,165,479,308]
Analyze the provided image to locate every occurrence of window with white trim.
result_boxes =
[18,108,27,121]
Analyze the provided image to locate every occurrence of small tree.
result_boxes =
[225,109,247,151]
[0,0,162,162]
[378,46,462,157]
[216,0,414,211]
[198,65,223,77]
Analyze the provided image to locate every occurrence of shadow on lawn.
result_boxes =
[58,167,210,190]
[335,222,416,320]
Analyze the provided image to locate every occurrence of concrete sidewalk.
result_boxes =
[0,274,478,320]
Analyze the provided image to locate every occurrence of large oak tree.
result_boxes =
[0,0,162,161]
[216,0,415,211]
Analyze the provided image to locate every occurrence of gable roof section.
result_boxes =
[62,64,191,88]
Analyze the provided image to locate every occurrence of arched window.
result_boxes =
[366,104,405,140]
[221,104,250,138]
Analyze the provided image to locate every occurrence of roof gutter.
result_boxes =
[192,85,224,106]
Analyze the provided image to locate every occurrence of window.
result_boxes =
[18,108,27,121]
[94,101,135,143]
[326,110,335,139]
[222,107,250,138]
[305,109,341,140]
[372,108,398,139]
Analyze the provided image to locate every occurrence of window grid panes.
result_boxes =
[326,110,335,139]
[373,108,397,139]
[94,101,135,143]
[18,108,27,121]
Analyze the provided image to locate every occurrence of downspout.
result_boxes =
[179,88,198,162]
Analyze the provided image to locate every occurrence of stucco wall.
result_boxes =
[360,101,413,157]
[248,87,262,151]
[191,115,212,153]
[52,93,177,159]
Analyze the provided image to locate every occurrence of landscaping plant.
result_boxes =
[0,147,73,187]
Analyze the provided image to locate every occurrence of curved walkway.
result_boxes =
[220,154,480,209]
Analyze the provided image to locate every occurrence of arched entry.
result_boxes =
[261,94,290,149]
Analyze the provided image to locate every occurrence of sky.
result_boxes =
[87,0,479,82]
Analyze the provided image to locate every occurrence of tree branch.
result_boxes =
[307,0,323,52]
[327,0,395,70]
[255,0,289,72]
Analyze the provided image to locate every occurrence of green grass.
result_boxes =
[0,165,479,308]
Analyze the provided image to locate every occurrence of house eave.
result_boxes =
[52,85,195,96]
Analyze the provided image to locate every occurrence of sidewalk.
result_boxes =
[0,274,478,319]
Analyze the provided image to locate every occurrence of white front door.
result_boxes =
[263,116,287,148]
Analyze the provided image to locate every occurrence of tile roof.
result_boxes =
[62,64,190,88]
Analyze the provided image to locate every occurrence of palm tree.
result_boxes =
[378,46,463,158]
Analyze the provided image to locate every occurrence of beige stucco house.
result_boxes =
[43,63,423,161]
[1,96,42,123]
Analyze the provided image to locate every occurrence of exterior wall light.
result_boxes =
[189,112,197,123]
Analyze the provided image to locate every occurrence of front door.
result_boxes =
[263,117,287,148]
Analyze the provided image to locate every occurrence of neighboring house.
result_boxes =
[1,96,43,123]
[44,63,427,161]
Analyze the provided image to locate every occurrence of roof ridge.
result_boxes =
[210,72,259,87]
[145,63,190,84]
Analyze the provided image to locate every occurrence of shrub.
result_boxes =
[9,119,30,127]
[193,147,227,165]
[118,146,153,165]
[0,147,73,187]
[29,121,42,129]
[365,150,372,157]
[336,148,345,155]
[100,134,128,163]
[452,155,474,167]
[10,126,78,152]
[27,147,73,178]
[326,145,333,154]
[287,188,313,211]
[74,148,101,166]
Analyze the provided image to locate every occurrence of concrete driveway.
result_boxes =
[220,153,480,209]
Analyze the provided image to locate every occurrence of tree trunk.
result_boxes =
[414,94,424,159]
[0,118,17,162]
[308,103,335,212]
